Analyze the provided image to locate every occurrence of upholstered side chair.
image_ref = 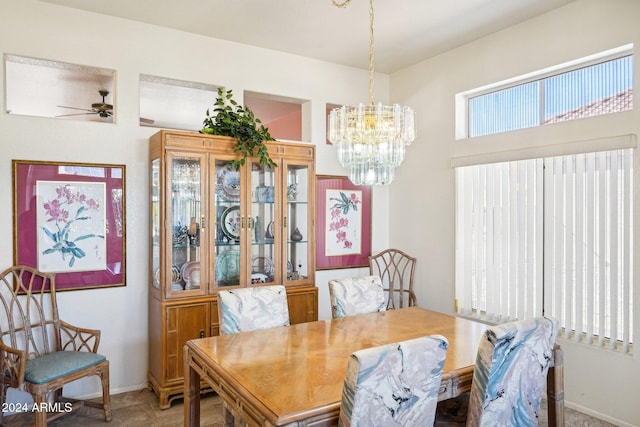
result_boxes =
[465,316,559,427]
[339,334,449,427]
[436,316,559,426]
[0,265,111,427]
[217,284,290,335]
[328,276,386,318]
[368,248,417,309]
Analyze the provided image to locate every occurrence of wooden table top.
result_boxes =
[186,307,489,425]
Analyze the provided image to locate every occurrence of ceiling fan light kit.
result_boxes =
[57,89,114,120]
[327,0,416,186]
[91,89,113,117]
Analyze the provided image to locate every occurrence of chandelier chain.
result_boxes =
[368,0,374,105]
[332,0,376,105]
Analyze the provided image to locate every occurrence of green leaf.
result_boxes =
[200,88,277,169]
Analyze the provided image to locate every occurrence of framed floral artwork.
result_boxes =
[12,160,126,291]
[316,175,372,269]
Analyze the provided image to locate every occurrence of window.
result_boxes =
[462,46,633,138]
[455,146,634,354]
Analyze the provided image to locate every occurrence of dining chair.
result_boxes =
[368,248,417,309]
[328,276,386,318]
[339,334,449,427]
[217,284,290,335]
[436,316,559,427]
[0,265,111,427]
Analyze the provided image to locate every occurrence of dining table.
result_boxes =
[183,306,564,426]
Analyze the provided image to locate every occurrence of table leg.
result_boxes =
[184,346,201,427]
[546,344,565,427]
[223,402,235,427]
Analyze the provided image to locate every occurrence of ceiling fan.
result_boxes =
[56,89,155,125]
[57,89,114,119]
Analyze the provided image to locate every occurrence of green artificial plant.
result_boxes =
[201,88,277,170]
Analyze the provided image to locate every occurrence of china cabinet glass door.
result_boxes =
[214,159,242,288]
[151,159,160,290]
[284,161,311,284]
[166,153,206,297]
[249,161,277,284]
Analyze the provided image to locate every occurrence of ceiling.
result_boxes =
[40,0,575,74]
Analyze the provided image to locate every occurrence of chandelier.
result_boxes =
[328,0,416,185]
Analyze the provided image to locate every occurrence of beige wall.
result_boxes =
[390,0,640,425]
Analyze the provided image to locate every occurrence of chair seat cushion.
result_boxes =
[25,351,106,384]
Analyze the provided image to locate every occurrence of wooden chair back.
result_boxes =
[368,248,417,309]
[0,266,59,378]
[0,265,109,426]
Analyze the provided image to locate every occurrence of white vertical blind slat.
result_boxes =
[473,165,483,319]
[508,162,518,321]
[609,150,619,351]
[552,156,566,338]
[622,149,632,352]
[525,160,536,319]
[516,161,525,320]
[486,165,496,320]
[565,155,575,340]
[585,153,596,345]
[597,151,607,348]
[575,154,585,343]
[499,163,510,320]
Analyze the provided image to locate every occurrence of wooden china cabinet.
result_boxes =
[148,129,318,408]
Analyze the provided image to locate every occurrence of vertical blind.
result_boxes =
[455,148,633,353]
[544,149,633,352]
[455,159,544,323]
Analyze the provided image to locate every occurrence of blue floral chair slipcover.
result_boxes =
[339,335,449,427]
[466,316,559,427]
[217,285,290,335]
[328,275,386,318]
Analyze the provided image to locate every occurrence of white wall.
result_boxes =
[390,0,640,425]
[0,0,390,400]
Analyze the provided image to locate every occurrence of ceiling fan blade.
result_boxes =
[56,112,98,118]
[57,105,95,112]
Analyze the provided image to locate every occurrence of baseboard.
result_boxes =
[70,383,149,401]
[565,400,633,427]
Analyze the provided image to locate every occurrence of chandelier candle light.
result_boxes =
[328,0,416,185]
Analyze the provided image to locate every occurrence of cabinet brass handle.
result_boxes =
[241,216,245,229]
[201,215,206,229]
[284,216,287,228]
[199,330,205,338]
